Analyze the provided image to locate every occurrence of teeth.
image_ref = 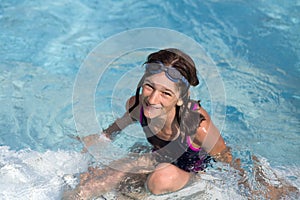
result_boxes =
[149,105,161,109]
[144,101,161,109]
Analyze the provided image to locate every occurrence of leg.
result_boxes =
[63,154,156,199]
[146,163,192,195]
[252,156,299,199]
[63,167,127,200]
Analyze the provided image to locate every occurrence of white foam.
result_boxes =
[147,172,245,200]
[1,146,299,200]
[0,146,89,200]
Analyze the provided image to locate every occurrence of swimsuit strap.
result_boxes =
[191,100,201,111]
[186,136,201,152]
[186,100,202,152]
[139,106,148,127]
[139,106,143,124]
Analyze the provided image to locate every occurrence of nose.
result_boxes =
[147,90,160,105]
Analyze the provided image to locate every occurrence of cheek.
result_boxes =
[141,87,150,97]
[161,98,177,109]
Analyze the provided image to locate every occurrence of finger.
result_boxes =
[81,147,88,153]
[67,134,81,141]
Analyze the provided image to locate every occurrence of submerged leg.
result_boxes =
[118,173,149,199]
[252,156,299,199]
[62,154,156,199]
[62,167,127,200]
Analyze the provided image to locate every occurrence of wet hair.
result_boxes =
[129,48,205,137]
[147,48,199,87]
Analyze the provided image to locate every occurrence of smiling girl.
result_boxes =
[64,49,228,198]
[63,48,297,199]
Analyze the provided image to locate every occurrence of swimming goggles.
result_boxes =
[144,62,190,87]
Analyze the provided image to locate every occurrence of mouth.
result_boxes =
[143,101,163,118]
[144,101,162,110]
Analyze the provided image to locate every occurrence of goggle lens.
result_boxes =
[145,62,189,87]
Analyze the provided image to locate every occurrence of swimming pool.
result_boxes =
[0,0,299,199]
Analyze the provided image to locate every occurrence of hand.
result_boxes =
[79,133,111,153]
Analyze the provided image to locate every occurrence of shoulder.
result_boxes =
[126,95,142,121]
[126,96,137,108]
[198,107,211,124]
[189,104,213,144]
[193,106,226,155]
[187,100,211,124]
[195,106,211,131]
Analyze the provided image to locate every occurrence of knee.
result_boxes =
[146,163,181,195]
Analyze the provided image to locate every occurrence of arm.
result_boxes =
[80,111,134,151]
[193,108,242,170]
[193,108,228,158]
[81,96,139,148]
[104,95,140,138]
[192,108,250,188]
[102,111,134,139]
[193,108,298,198]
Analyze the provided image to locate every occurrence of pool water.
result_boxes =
[0,0,299,199]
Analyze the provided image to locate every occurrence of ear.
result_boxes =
[177,99,183,106]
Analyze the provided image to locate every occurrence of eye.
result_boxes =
[143,84,153,90]
[162,91,172,97]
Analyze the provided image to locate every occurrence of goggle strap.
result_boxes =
[128,75,145,113]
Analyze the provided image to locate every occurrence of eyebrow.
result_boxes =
[144,80,176,95]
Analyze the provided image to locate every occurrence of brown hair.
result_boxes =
[146,48,199,87]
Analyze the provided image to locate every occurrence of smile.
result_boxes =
[144,101,162,109]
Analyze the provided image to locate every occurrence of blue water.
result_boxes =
[0,0,299,199]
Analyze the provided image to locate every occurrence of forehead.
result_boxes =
[144,72,179,92]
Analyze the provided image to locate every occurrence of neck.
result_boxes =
[147,107,179,140]
[163,107,177,132]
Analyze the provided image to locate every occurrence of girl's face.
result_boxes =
[142,72,181,119]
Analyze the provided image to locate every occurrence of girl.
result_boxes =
[65,48,228,199]
[64,48,296,199]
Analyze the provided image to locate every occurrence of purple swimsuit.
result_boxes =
[139,105,212,173]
